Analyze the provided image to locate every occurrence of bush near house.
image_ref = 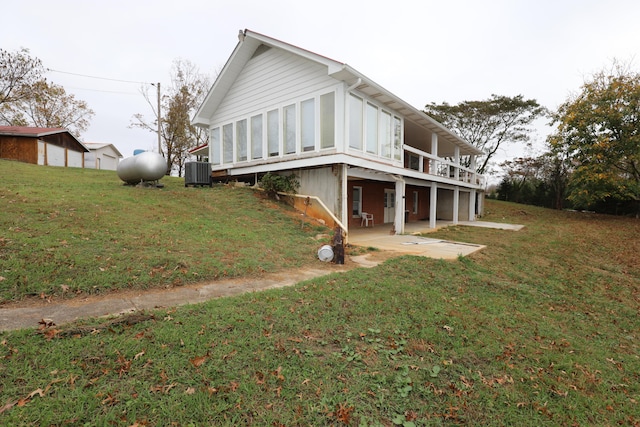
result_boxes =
[259,171,300,199]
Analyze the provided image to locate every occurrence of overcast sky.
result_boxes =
[2,0,638,170]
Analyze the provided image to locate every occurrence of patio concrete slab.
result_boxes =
[349,233,484,259]
[348,220,523,259]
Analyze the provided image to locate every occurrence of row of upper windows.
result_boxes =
[210,92,335,165]
[208,91,404,165]
[348,94,403,162]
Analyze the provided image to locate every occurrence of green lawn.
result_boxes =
[0,160,328,303]
[1,160,638,425]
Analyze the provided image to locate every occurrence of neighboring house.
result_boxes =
[188,142,209,162]
[192,29,485,235]
[0,126,89,168]
[83,142,123,170]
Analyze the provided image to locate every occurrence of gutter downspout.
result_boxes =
[346,77,362,93]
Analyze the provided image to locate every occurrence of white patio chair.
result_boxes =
[361,212,374,227]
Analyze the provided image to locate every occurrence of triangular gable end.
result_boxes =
[193,29,345,127]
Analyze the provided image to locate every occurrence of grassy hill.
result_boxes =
[0,160,638,425]
[0,160,328,303]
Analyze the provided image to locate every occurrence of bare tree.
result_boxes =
[1,48,45,125]
[1,79,94,137]
[0,48,44,107]
[131,59,211,176]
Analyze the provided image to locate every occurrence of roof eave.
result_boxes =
[330,65,483,156]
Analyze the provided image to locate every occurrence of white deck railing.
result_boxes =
[403,145,484,187]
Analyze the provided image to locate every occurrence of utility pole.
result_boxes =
[156,82,162,156]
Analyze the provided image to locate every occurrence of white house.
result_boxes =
[192,29,484,235]
[83,142,123,170]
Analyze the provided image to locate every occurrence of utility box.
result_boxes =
[185,162,212,187]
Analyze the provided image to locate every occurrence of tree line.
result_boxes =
[425,62,639,217]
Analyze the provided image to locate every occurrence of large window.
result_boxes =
[284,104,296,154]
[366,103,378,154]
[380,111,392,158]
[210,127,220,165]
[251,114,263,160]
[320,92,335,148]
[236,119,247,162]
[349,94,363,149]
[393,116,402,161]
[301,98,315,152]
[267,109,279,157]
[223,123,233,164]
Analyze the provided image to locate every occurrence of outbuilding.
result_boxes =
[0,126,89,168]
[83,142,123,170]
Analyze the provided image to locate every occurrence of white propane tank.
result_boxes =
[117,151,166,184]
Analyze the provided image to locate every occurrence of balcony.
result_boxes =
[403,145,484,187]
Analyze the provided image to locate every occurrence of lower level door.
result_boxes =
[384,189,395,223]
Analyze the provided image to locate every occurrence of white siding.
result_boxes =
[101,154,119,170]
[84,152,97,168]
[37,141,45,165]
[67,150,83,168]
[47,144,65,167]
[212,47,337,124]
[297,167,340,216]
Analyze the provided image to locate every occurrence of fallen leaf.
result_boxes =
[190,354,208,368]
[185,387,196,395]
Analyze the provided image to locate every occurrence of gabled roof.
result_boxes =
[83,142,123,158]
[188,142,209,156]
[0,126,89,152]
[193,29,483,156]
[0,126,68,137]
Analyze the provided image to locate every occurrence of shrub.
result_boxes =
[260,172,300,199]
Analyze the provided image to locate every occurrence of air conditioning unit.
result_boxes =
[184,162,212,187]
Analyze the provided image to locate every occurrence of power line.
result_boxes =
[46,68,152,85]
[64,86,141,96]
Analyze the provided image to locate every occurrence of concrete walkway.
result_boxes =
[0,221,522,332]
[0,257,376,332]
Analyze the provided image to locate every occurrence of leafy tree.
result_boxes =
[424,95,547,175]
[131,59,210,176]
[0,48,43,107]
[1,79,94,136]
[550,62,640,215]
[498,151,570,209]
